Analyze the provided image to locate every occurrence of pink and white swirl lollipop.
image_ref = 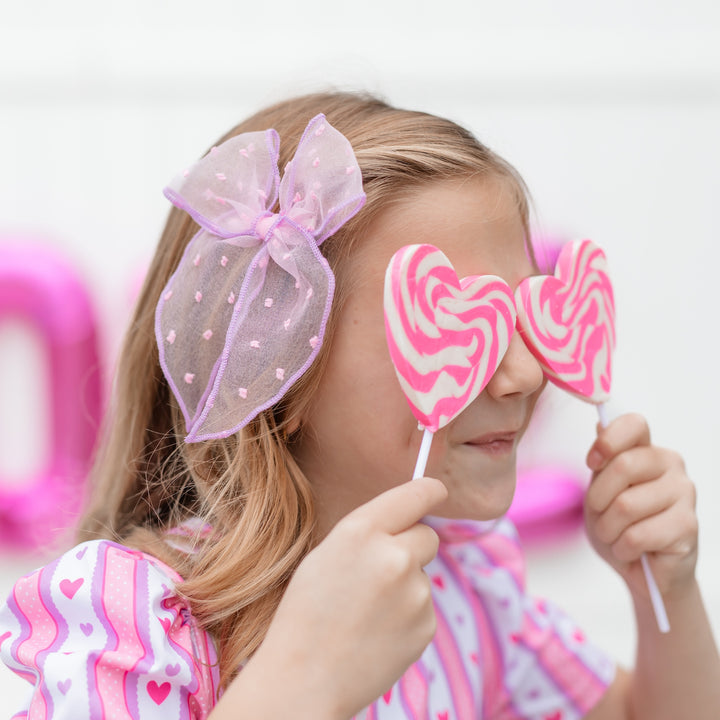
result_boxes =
[384,243,516,477]
[516,238,669,633]
[515,238,615,408]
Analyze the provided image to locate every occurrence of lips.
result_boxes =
[465,431,519,455]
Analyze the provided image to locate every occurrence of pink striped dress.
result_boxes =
[1,519,614,719]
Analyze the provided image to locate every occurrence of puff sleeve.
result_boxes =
[0,540,219,720]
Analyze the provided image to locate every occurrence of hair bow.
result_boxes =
[155,114,366,442]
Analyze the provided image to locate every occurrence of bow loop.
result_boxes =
[156,115,366,442]
[163,129,281,239]
[279,114,365,243]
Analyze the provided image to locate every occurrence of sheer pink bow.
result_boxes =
[156,114,366,442]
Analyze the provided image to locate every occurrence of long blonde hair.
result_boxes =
[77,91,530,689]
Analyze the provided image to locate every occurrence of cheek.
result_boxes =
[342,350,411,429]
[331,305,405,407]
[330,355,423,474]
[312,321,410,435]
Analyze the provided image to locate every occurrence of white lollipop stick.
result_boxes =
[596,402,610,430]
[597,403,670,634]
[412,427,434,479]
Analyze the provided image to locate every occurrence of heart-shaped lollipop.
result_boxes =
[515,238,615,404]
[384,243,516,433]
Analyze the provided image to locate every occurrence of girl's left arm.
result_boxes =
[581,413,720,720]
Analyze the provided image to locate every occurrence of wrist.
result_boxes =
[216,643,347,720]
[631,575,700,633]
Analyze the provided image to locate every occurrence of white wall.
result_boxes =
[1,0,719,706]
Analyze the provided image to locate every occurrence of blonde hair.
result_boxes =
[77,91,531,689]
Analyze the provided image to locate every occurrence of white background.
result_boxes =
[1,0,719,707]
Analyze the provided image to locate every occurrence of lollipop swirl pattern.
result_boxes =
[515,239,615,403]
[384,244,516,432]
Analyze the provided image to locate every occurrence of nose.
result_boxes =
[485,330,545,399]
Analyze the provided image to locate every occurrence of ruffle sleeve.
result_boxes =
[0,540,219,720]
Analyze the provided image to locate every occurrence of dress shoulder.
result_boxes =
[0,539,219,720]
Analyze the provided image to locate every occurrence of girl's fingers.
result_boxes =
[610,501,699,566]
[590,472,682,546]
[585,446,684,514]
[395,522,441,568]
[586,412,652,472]
[349,476,448,536]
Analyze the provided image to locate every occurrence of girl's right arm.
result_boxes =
[209,476,448,720]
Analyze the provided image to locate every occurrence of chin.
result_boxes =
[436,481,517,521]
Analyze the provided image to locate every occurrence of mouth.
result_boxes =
[464,431,519,457]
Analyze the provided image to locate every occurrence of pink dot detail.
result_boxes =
[184,373,195,384]
[314,124,326,136]
[228,292,235,304]
[220,256,229,267]
[250,340,260,349]
[166,330,176,344]
[312,157,320,168]
[164,290,173,301]
[210,146,219,154]
[306,287,313,299]
[195,291,202,302]
[239,148,248,158]
[264,298,273,308]
[215,197,226,206]
[182,169,190,178]
[293,192,302,203]
[202,329,213,340]
[283,319,291,330]
[238,387,248,399]
[309,336,319,348]
[346,166,355,175]
[193,254,201,266]
[215,172,226,181]
[276,368,285,380]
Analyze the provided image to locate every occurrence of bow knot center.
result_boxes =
[255,213,282,242]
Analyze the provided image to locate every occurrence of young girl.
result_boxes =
[1,92,718,720]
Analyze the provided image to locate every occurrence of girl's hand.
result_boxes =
[584,413,698,602]
[228,476,447,720]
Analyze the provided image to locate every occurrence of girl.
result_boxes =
[1,92,718,720]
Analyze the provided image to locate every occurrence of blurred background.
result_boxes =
[1,0,719,705]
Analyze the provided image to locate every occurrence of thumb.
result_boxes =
[351,477,448,535]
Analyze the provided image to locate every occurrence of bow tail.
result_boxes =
[156,229,261,436]
[188,240,335,441]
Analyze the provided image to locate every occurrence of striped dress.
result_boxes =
[0,519,614,719]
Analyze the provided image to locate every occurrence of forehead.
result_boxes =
[356,177,532,291]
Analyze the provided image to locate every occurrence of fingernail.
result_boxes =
[587,449,604,470]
